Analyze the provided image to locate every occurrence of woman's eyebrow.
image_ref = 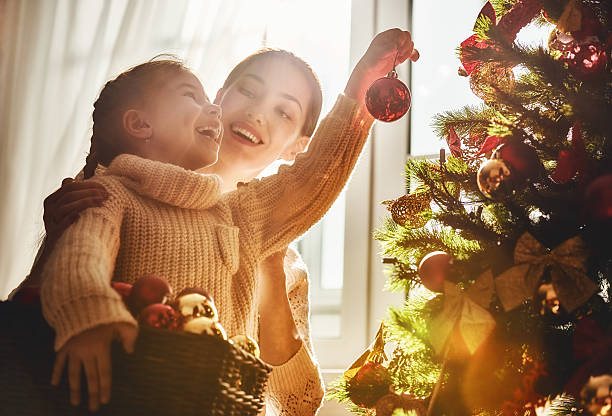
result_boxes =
[243,73,303,112]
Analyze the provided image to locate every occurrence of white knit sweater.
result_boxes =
[40,94,373,412]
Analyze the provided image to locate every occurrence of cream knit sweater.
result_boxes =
[40,94,373,410]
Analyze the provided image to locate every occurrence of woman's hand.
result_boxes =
[43,178,108,244]
[51,322,137,412]
[18,178,108,288]
[345,28,419,103]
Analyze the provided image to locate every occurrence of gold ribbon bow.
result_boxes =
[429,270,496,356]
[344,322,387,380]
[495,233,598,312]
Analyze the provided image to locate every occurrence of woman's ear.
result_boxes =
[123,109,152,140]
[279,135,311,162]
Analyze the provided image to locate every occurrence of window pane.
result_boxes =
[410,0,484,157]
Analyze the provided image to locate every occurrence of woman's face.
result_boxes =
[215,57,312,176]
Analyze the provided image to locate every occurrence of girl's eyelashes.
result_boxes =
[184,91,197,100]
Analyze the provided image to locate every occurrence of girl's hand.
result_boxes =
[345,28,419,103]
[43,178,108,244]
[51,322,137,412]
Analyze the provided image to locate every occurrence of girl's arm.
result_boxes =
[227,29,418,260]
[40,177,137,411]
[40,176,134,351]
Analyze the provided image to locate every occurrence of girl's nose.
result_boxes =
[246,108,264,125]
[207,103,222,118]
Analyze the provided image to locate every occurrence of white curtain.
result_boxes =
[0,0,278,298]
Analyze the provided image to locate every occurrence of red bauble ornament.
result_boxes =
[111,281,133,302]
[128,275,172,315]
[563,41,607,80]
[584,174,612,223]
[365,70,411,122]
[492,141,542,183]
[138,303,181,330]
[417,251,452,292]
[11,286,41,305]
[347,362,393,408]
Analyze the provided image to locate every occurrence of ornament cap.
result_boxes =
[386,69,398,79]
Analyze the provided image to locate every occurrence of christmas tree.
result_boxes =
[330,0,611,415]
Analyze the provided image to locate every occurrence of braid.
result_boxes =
[83,138,98,179]
[81,58,187,179]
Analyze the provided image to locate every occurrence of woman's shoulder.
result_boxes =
[284,245,309,287]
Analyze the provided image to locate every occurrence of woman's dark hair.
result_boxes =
[83,57,188,179]
[221,49,323,138]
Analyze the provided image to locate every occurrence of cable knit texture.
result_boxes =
[40,94,373,411]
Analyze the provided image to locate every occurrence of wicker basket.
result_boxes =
[0,301,271,415]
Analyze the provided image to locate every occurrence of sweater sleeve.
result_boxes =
[263,248,324,416]
[40,177,137,351]
[265,343,325,416]
[227,94,374,260]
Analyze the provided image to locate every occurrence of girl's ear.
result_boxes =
[279,135,311,162]
[213,88,224,105]
[123,109,152,140]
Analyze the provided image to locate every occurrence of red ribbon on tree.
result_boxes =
[460,0,543,74]
[460,2,497,75]
[476,135,505,157]
[446,126,463,157]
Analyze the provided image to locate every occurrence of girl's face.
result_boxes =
[215,57,312,175]
[144,70,223,171]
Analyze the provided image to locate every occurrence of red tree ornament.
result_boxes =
[138,303,181,330]
[563,41,608,80]
[111,281,133,302]
[584,174,612,223]
[11,286,41,305]
[492,141,543,183]
[365,70,411,122]
[417,251,453,292]
[127,275,173,315]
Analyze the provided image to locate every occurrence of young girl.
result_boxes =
[26,48,326,415]
[35,29,418,413]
